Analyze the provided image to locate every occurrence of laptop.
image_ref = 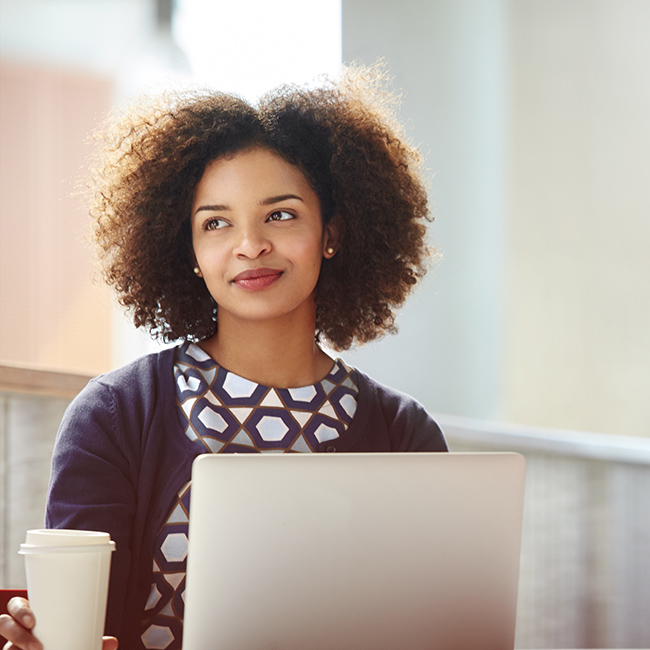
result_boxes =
[183,452,526,650]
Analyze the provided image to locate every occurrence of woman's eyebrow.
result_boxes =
[194,194,303,214]
[260,194,304,206]
[195,203,230,214]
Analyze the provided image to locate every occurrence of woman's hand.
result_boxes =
[0,597,39,650]
[0,597,119,650]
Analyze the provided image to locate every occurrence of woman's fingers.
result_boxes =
[0,609,42,650]
[1,599,116,650]
[0,598,40,650]
[4,599,34,631]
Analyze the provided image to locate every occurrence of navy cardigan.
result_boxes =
[45,347,447,648]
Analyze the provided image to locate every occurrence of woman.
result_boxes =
[0,65,447,649]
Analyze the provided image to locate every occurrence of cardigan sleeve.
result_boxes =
[45,377,140,635]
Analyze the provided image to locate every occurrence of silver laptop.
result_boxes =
[183,452,526,650]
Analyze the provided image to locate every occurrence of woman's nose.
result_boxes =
[233,224,272,259]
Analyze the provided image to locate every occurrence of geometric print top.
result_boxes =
[139,341,359,650]
[176,341,359,453]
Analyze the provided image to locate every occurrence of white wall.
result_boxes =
[0,0,153,74]
[503,0,650,437]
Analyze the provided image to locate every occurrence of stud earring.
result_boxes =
[193,266,201,275]
[326,246,335,255]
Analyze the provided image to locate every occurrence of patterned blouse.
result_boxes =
[139,342,359,650]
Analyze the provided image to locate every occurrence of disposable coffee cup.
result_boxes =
[19,529,116,650]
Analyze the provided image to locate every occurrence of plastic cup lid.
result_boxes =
[19,541,116,554]
[22,529,115,548]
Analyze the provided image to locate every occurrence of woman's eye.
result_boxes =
[204,217,229,230]
[267,210,295,222]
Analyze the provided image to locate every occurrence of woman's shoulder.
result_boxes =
[351,367,448,452]
[55,345,180,453]
[354,367,425,413]
[71,345,178,412]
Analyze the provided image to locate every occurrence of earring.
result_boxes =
[193,266,201,275]
[326,246,335,256]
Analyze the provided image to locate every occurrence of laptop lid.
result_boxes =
[183,452,526,650]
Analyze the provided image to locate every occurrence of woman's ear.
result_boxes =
[190,252,203,278]
[323,214,343,259]
[187,233,203,277]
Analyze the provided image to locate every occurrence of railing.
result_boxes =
[439,413,650,649]
[2,364,649,648]
[0,364,92,588]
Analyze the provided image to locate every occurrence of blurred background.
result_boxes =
[1,0,649,438]
[1,1,649,648]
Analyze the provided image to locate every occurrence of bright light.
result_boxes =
[174,0,342,102]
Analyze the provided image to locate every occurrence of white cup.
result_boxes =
[19,529,116,650]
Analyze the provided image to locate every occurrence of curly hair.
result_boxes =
[89,64,433,350]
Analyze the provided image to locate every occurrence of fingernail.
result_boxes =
[22,612,34,626]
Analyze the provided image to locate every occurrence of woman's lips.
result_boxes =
[231,268,284,291]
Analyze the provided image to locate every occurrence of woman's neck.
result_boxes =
[199,311,334,389]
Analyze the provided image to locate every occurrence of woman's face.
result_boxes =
[191,147,337,328]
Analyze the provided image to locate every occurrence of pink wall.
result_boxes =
[0,59,113,374]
